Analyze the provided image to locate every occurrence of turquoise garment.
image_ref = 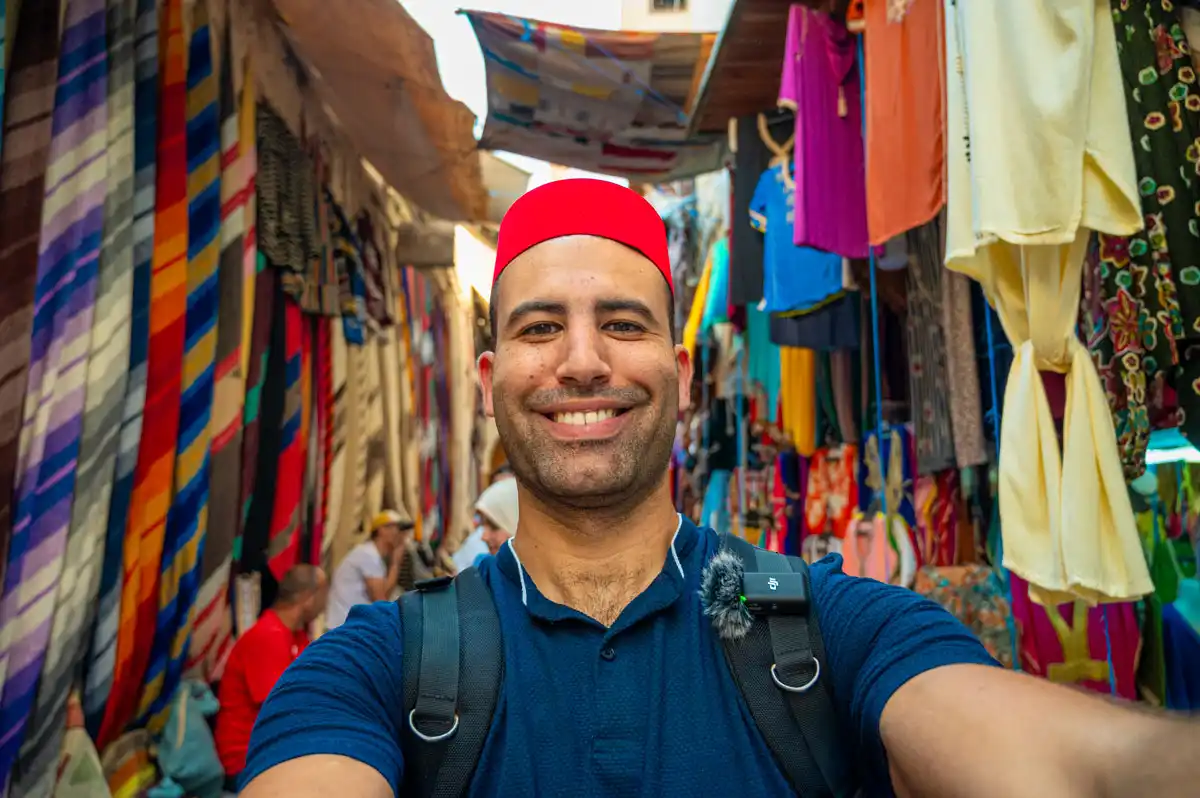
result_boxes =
[746,303,780,423]
[700,238,730,333]
[701,469,732,534]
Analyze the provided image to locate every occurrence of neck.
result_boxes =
[273,604,306,631]
[512,477,680,627]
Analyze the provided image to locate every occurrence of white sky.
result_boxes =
[401,0,625,181]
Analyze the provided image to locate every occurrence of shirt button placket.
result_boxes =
[600,645,616,662]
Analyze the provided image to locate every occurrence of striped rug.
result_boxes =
[137,0,220,732]
[11,0,135,791]
[322,320,347,566]
[82,0,156,736]
[187,20,251,683]
[311,320,332,563]
[267,299,304,578]
[235,256,274,577]
[0,0,107,781]
[0,0,60,624]
[96,0,188,750]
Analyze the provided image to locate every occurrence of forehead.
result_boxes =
[498,235,666,302]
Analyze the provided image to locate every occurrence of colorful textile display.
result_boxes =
[13,0,135,791]
[84,0,157,734]
[98,0,188,749]
[137,0,220,732]
[0,0,107,780]
[944,0,1152,605]
[1009,573,1141,701]
[0,0,61,610]
[188,18,253,685]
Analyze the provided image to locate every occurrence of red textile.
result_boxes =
[493,178,672,292]
[214,610,310,774]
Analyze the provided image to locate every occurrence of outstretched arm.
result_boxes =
[242,755,390,798]
[882,664,1198,798]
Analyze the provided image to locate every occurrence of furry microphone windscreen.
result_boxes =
[699,548,753,641]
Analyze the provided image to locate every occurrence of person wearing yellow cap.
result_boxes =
[324,510,413,630]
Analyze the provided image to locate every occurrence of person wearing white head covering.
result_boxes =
[467,478,519,569]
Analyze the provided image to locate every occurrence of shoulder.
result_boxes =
[243,601,406,793]
[806,554,997,791]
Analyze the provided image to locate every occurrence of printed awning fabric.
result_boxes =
[463,10,724,182]
[268,0,486,221]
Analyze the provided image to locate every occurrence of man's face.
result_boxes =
[375,524,404,555]
[479,236,692,509]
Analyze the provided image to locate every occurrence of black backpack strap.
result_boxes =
[398,568,503,798]
[718,534,855,797]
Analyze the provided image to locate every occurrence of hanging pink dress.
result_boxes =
[1009,574,1140,701]
[777,4,871,258]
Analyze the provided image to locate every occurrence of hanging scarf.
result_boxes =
[83,0,157,736]
[12,0,136,792]
[0,0,107,781]
[0,0,60,617]
[188,16,252,685]
[97,0,188,750]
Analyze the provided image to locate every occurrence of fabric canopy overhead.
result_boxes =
[269,0,486,221]
[463,10,725,182]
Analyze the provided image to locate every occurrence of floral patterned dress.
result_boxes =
[1091,0,1200,478]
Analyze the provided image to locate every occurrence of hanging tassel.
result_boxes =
[837,85,848,118]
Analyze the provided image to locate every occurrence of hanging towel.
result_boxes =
[97,0,188,749]
[187,16,251,685]
[12,0,135,792]
[0,0,107,781]
[267,299,305,578]
[0,0,60,613]
[236,257,274,571]
[944,0,1152,605]
[138,0,221,732]
[82,0,156,735]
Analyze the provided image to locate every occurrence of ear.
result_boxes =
[478,351,497,418]
[674,345,693,415]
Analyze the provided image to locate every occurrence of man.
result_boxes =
[324,510,411,629]
[214,564,326,791]
[240,179,1197,797]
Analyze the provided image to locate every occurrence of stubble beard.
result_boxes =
[494,387,678,514]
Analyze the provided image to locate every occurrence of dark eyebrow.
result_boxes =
[506,300,567,331]
[595,298,659,327]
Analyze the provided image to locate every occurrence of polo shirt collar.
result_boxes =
[495,514,700,634]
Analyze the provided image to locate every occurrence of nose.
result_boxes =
[555,324,612,387]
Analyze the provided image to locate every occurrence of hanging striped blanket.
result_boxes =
[235,256,273,572]
[137,0,220,732]
[11,0,135,791]
[323,320,347,565]
[82,0,156,736]
[267,299,304,578]
[187,20,252,684]
[0,0,60,620]
[0,0,107,781]
[311,320,333,562]
[97,0,187,750]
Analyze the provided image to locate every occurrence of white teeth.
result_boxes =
[553,409,617,426]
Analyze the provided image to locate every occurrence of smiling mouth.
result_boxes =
[545,408,630,426]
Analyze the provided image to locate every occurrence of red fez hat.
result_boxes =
[493,178,672,293]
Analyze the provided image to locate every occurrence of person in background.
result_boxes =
[325,510,412,629]
[214,564,327,793]
[452,464,517,570]
[470,476,519,568]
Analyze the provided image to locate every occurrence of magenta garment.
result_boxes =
[778,5,871,258]
[1009,574,1140,701]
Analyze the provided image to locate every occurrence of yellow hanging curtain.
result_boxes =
[944,0,1152,606]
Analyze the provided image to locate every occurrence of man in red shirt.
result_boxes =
[215,564,327,790]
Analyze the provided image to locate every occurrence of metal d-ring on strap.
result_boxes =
[771,658,821,693]
[409,709,461,743]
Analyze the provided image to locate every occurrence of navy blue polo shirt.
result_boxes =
[243,519,996,796]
